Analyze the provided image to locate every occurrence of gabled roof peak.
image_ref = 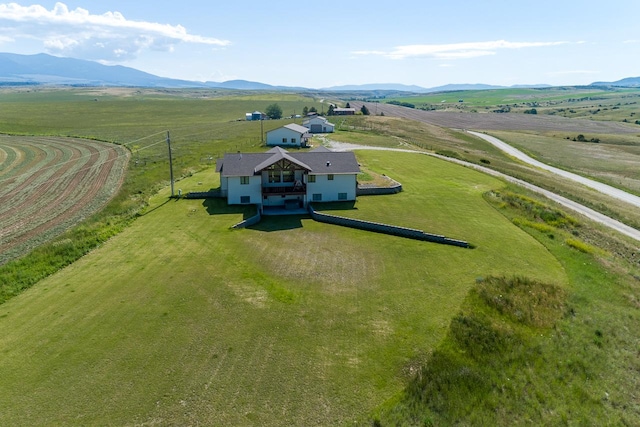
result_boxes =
[254,149,312,173]
[266,146,289,154]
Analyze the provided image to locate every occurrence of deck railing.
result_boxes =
[262,185,306,195]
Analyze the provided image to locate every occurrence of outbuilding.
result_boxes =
[303,116,335,133]
[266,124,311,147]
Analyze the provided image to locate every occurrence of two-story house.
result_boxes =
[216,146,360,210]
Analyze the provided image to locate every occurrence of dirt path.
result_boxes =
[319,136,640,243]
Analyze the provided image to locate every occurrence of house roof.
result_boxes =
[253,147,312,172]
[217,147,359,177]
[266,123,310,136]
[309,146,332,153]
[303,116,335,127]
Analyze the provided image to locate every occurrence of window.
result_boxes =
[240,176,250,185]
[307,175,316,183]
[328,174,334,181]
[240,196,250,204]
[291,138,296,144]
[338,192,347,200]
[312,193,322,202]
[282,170,294,182]
[268,170,281,183]
[282,138,287,143]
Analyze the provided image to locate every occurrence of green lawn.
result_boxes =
[0,151,566,425]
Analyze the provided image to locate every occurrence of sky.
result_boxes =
[0,1,639,88]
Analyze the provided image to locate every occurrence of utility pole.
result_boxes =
[260,116,264,144]
[167,131,175,197]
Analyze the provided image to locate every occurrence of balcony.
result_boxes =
[262,184,306,196]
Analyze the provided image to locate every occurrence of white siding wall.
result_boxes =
[266,127,303,147]
[304,117,335,133]
[226,175,262,205]
[220,176,229,196]
[306,174,357,202]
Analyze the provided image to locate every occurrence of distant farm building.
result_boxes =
[303,116,335,133]
[247,111,267,121]
[333,107,356,116]
[266,124,311,148]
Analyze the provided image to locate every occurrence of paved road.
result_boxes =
[467,131,640,209]
[323,138,640,243]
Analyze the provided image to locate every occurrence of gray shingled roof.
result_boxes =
[265,123,310,136]
[217,147,359,177]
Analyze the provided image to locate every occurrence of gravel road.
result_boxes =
[322,137,640,243]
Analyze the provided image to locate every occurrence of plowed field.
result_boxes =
[351,101,640,134]
[0,135,129,264]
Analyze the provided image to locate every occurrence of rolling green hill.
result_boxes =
[1,87,639,425]
[0,152,569,425]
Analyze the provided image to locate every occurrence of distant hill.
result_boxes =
[204,79,308,91]
[2,52,635,92]
[322,83,430,92]
[0,52,202,87]
[0,53,312,90]
[321,82,551,93]
[591,76,640,87]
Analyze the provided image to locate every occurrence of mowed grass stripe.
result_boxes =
[0,141,19,177]
[0,136,128,263]
[0,151,566,425]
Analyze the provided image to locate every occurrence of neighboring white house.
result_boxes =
[216,146,360,210]
[302,116,335,133]
[265,124,311,147]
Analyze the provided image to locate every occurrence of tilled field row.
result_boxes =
[350,101,640,134]
[0,136,129,264]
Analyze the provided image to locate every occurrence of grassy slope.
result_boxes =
[0,89,326,300]
[376,189,640,425]
[0,152,566,425]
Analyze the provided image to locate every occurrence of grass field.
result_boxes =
[488,130,640,195]
[0,135,129,264]
[380,86,640,120]
[0,151,569,425]
[0,88,329,301]
[2,87,640,425]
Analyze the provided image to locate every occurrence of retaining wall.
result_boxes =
[356,177,402,196]
[356,183,402,196]
[231,210,262,229]
[308,205,469,248]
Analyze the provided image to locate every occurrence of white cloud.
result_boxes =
[354,40,569,60]
[0,2,230,61]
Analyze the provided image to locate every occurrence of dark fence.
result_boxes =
[308,205,469,248]
[185,190,222,199]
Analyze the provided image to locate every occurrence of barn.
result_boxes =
[303,116,335,133]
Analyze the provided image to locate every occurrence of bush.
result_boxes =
[265,103,282,119]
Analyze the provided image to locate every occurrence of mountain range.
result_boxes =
[1,52,638,92]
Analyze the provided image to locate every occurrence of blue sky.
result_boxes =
[0,1,638,88]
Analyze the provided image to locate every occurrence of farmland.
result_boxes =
[0,135,128,264]
[1,87,640,425]
[0,153,573,425]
